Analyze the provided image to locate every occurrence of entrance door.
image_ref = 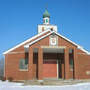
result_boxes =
[43,60,57,78]
[58,60,62,78]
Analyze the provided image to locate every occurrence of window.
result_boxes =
[19,59,28,70]
[69,49,73,54]
[46,19,48,23]
[69,59,73,71]
[25,58,28,65]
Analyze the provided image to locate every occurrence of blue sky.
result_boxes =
[0,0,90,58]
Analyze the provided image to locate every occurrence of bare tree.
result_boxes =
[0,57,4,77]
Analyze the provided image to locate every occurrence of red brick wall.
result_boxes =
[77,54,90,79]
[4,32,90,80]
[5,32,50,80]
[58,36,77,48]
[5,54,28,80]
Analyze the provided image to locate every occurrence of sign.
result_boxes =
[50,35,58,46]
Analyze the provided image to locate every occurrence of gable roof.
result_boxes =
[25,31,78,47]
[3,29,90,55]
[24,30,90,55]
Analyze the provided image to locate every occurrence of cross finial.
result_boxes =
[45,4,48,10]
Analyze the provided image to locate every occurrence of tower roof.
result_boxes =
[43,9,50,18]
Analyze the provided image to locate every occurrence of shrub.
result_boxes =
[40,82,44,85]
[2,77,6,81]
[8,77,13,82]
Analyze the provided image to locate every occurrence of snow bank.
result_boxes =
[0,80,22,87]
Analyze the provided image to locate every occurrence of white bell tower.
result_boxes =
[38,9,58,34]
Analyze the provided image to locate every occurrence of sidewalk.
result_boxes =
[23,79,90,86]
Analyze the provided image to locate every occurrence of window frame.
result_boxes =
[19,58,28,71]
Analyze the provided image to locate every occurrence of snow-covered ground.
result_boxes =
[0,80,90,90]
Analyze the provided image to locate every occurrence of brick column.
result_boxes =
[64,48,70,79]
[28,46,33,80]
[38,47,43,80]
[73,48,78,79]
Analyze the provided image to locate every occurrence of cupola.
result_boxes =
[43,9,50,25]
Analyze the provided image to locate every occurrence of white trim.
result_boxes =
[55,32,90,55]
[5,51,25,54]
[19,69,28,71]
[25,30,78,47]
[49,34,58,46]
[41,46,66,49]
[3,29,50,55]
[24,32,52,48]
[55,32,79,46]
[78,46,90,55]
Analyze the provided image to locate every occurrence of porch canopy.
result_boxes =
[25,46,66,53]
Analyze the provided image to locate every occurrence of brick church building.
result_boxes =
[3,10,90,81]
